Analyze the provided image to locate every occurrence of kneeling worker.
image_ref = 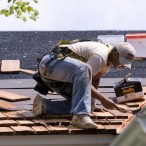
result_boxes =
[33,40,136,129]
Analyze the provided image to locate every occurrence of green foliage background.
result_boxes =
[0,0,39,21]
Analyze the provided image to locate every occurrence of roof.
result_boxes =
[0,78,145,136]
[0,31,146,145]
[0,31,146,79]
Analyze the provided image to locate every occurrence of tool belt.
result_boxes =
[33,72,54,95]
[33,71,72,97]
[33,51,66,95]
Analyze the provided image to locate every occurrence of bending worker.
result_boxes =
[33,40,136,129]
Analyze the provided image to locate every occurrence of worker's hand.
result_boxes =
[100,97,131,113]
[116,105,132,113]
[91,106,107,112]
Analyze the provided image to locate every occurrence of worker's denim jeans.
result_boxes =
[39,53,92,115]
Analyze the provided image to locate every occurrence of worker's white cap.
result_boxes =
[116,42,136,68]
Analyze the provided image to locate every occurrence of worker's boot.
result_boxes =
[72,115,98,129]
[33,94,47,116]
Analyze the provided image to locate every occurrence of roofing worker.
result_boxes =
[32,40,136,129]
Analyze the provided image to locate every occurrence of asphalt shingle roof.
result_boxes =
[0,31,146,79]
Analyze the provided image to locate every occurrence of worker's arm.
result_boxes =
[91,71,117,109]
[91,84,130,112]
[91,69,130,112]
[91,85,117,109]
[92,77,100,89]
[91,69,116,110]
[92,65,111,88]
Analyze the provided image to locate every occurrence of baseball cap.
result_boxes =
[116,42,136,68]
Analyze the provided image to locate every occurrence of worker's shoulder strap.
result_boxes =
[107,44,112,55]
[54,39,89,62]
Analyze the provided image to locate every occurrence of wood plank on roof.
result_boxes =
[0,112,7,119]
[0,120,18,126]
[31,126,49,134]
[1,60,36,75]
[59,119,71,126]
[1,89,63,105]
[0,127,14,135]
[47,125,69,134]
[116,104,132,111]
[107,110,133,119]
[10,126,34,135]
[92,111,115,119]
[117,98,146,113]
[0,100,16,110]
[68,125,105,134]
[67,125,85,134]
[128,107,141,112]
[16,120,34,126]
[143,86,146,93]
[125,98,145,107]
[125,102,141,107]
[0,90,30,102]
[2,111,24,119]
[1,60,20,72]
[106,119,125,125]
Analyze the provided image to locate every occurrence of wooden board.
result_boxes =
[0,90,30,102]
[10,126,34,134]
[16,120,34,126]
[31,126,49,134]
[47,125,69,134]
[1,60,20,72]
[0,120,17,126]
[0,100,16,110]
[1,60,35,75]
[92,111,115,119]
[143,86,146,93]
[0,112,7,119]
[0,127,14,135]
[2,111,24,119]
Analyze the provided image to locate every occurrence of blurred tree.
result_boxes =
[0,0,39,21]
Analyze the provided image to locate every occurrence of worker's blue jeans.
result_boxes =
[39,53,92,115]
